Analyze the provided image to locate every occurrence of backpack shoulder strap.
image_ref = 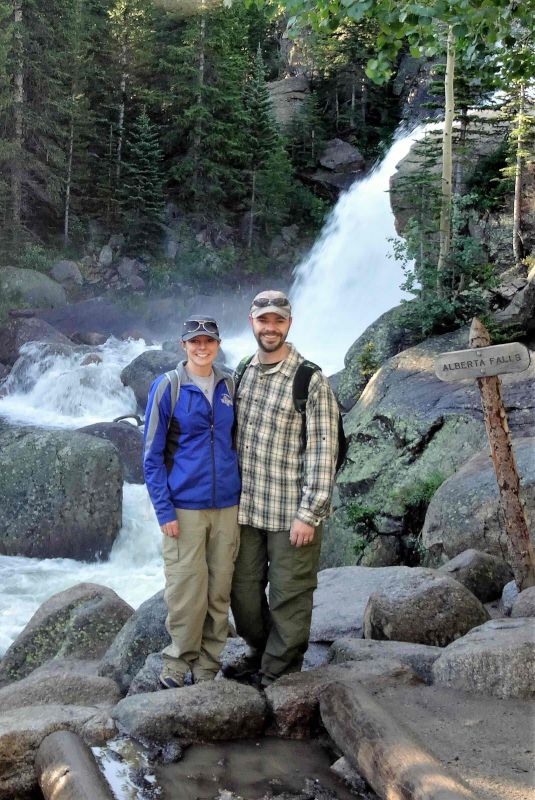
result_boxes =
[224,374,235,397]
[293,360,321,414]
[234,355,254,392]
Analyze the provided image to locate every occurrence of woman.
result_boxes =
[143,315,240,688]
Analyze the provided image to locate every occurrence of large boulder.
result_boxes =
[51,259,83,286]
[327,637,442,684]
[99,590,168,693]
[323,327,535,569]
[332,303,419,411]
[0,427,123,559]
[494,264,535,332]
[77,421,144,484]
[112,681,266,744]
[267,75,309,126]
[422,438,535,562]
[432,617,535,698]
[0,704,114,799]
[0,584,133,685]
[363,572,489,646]
[437,549,514,602]
[120,349,180,410]
[0,266,67,309]
[511,586,535,618]
[0,670,121,712]
[0,316,72,365]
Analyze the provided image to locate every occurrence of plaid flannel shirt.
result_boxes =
[235,343,339,531]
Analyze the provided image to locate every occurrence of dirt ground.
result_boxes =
[370,684,534,800]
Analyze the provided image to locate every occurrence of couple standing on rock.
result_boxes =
[143,290,340,690]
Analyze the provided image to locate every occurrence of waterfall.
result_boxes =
[224,126,426,373]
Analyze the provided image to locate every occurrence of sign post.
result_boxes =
[435,317,535,591]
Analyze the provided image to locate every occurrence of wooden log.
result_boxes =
[35,730,114,800]
[320,681,479,800]
[469,318,535,590]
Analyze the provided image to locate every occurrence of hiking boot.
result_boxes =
[222,652,262,684]
[192,669,217,684]
[159,668,185,689]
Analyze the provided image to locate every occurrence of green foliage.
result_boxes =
[346,502,378,562]
[465,143,514,212]
[14,244,55,274]
[394,471,445,511]
[356,341,379,379]
[119,108,165,251]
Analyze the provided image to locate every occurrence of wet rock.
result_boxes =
[81,352,103,365]
[120,350,180,411]
[422,438,535,562]
[0,670,121,712]
[437,549,514,602]
[99,590,168,694]
[0,316,71,365]
[0,363,10,381]
[0,583,133,685]
[71,330,109,345]
[363,572,489,647]
[432,617,535,698]
[327,638,442,684]
[0,704,115,799]
[330,756,369,794]
[264,661,417,739]
[77,421,144,484]
[51,259,83,286]
[0,427,123,559]
[113,681,266,744]
[511,586,535,618]
[0,266,67,309]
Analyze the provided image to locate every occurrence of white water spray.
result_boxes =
[224,126,427,373]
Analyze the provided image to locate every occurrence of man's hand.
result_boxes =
[161,519,180,538]
[290,518,315,547]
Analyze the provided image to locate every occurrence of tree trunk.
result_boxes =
[436,25,455,298]
[247,169,256,250]
[64,111,75,245]
[469,318,535,591]
[320,681,478,800]
[116,45,127,188]
[192,0,206,198]
[349,71,356,129]
[12,0,24,239]
[512,82,525,266]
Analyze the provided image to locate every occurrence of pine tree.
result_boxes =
[119,108,164,251]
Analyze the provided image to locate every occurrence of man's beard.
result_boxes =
[254,330,287,353]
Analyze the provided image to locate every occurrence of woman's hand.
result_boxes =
[161,520,180,538]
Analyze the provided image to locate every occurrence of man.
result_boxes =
[229,289,339,687]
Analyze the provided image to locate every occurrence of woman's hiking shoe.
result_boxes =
[159,668,185,689]
[222,653,262,685]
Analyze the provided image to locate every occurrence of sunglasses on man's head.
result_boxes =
[251,297,290,308]
[183,320,219,335]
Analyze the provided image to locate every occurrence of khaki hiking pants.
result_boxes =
[230,523,322,684]
[161,506,239,680]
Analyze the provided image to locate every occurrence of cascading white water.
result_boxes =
[0,128,426,655]
[224,126,427,374]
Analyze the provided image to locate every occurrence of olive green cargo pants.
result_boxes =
[230,524,322,684]
[161,506,240,680]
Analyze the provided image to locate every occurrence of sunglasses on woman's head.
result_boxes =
[183,320,219,335]
[251,297,290,308]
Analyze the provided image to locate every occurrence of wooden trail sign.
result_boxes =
[435,318,535,591]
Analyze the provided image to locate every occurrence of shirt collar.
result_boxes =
[250,343,299,376]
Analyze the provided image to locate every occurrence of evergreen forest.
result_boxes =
[0,0,534,335]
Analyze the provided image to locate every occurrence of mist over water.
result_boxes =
[0,128,425,654]
[224,126,426,374]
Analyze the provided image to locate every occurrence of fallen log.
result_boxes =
[320,681,479,800]
[35,730,114,800]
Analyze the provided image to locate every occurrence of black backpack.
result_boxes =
[234,356,347,472]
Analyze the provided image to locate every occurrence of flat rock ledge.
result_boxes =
[112,680,267,744]
[327,638,442,684]
[264,659,419,739]
[0,704,115,799]
[433,617,535,698]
